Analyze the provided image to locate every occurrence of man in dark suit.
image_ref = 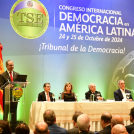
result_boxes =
[96,113,112,134]
[43,109,67,134]
[126,107,134,134]
[0,60,19,120]
[38,83,54,102]
[67,111,83,134]
[0,60,19,87]
[77,114,94,134]
[85,83,104,101]
[34,121,49,134]
[114,80,133,101]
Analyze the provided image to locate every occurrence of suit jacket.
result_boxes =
[67,128,94,134]
[38,91,54,102]
[48,123,67,134]
[96,125,111,134]
[114,89,133,101]
[131,130,134,134]
[0,70,19,89]
[79,131,95,134]
[85,90,103,101]
[67,127,79,134]
[126,123,134,134]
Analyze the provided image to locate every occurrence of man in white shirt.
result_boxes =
[114,80,133,101]
[38,83,55,101]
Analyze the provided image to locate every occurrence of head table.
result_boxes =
[29,101,133,132]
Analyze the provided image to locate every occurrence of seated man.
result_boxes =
[0,120,11,134]
[43,109,67,134]
[114,80,133,101]
[96,113,112,134]
[34,121,49,134]
[125,107,134,134]
[38,83,55,101]
[67,111,83,134]
[111,115,124,128]
[77,114,94,134]
[111,124,128,134]
[85,83,104,101]
[15,123,29,134]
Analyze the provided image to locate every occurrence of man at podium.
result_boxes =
[0,60,19,129]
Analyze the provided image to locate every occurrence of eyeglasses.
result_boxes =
[46,86,51,88]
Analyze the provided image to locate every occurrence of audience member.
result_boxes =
[111,115,124,128]
[111,124,128,134]
[67,111,83,134]
[77,114,94,134]
[34,121,49,134]
[15,123,29,134]
[43,109,67,134]
[96,113,112,134]
[131,130,134,134]
[126,107,134,134]
[0,120,11,134]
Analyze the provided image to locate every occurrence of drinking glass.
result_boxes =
[52,94,55,102]
[75,94,78,101]
[58,93,61,100]
[126,93,130,100]
[97,93,100,100]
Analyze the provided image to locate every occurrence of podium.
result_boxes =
[4,82,29,131]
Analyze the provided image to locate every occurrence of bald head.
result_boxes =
[34,121,49,134]
[111,115,124,128]
[77,114,90,131]
[111,124,128,134]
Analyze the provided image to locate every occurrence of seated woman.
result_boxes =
[61,82,76,101]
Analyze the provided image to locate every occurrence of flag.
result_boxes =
[0,43,4,112]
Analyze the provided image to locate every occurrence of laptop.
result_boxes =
[16,75,27,82]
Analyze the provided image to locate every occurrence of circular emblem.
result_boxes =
[10,0,49,39]
[12,87,23,99]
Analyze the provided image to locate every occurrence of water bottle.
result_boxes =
[90,94,94,101]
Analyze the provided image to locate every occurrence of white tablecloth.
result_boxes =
[29,101,133,132]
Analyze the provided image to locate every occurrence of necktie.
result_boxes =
[47,93,50,101]
[10,72,13,82]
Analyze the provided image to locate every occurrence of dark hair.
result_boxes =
[101,114,112,124]
[15,123,29,134]
[72,111,83,123]
[6,60,13,66]
[0,120,11,134]
[43,83,50,88]
[130,107,134,118]
[43,109,56,126]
